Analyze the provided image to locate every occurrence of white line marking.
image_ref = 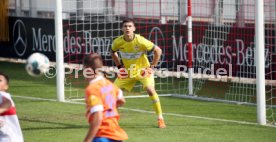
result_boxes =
[13,95,57,102]
[120,107,255,125]
[124,94,171,98]
[64,94,172,101]
[12,95,276,128]
[13,95,84,105]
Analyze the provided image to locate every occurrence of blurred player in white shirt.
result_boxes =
[0,72,24,142]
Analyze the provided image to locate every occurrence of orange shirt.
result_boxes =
[85,76,128,141]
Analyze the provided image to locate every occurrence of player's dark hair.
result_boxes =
[0,72,9,85]
[83,53,103,70]
[122,18,135,26]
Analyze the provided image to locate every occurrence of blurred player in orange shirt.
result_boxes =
[83,53,128,142]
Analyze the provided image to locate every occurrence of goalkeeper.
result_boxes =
[111,18,166,128]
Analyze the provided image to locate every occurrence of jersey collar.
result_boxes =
[89,75,104,84]
[123,34,136,42]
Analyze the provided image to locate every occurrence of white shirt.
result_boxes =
[0,91,24,142]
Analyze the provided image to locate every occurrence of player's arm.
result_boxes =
[116,89,126,107]
[111,51,123,68]
[0,97,12,114]
[140,36,162,67]
[84,91,104,142]
[83,111,103,142]
[151,46,162,67]
[111,40,123,68]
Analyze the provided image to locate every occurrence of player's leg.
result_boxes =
[146,85,166,128]
[140,76,166,128]
[114,77,136,92]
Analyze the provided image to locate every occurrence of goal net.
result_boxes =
[187,0,276,124]
[61,0,276,123]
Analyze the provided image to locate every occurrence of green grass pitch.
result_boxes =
[1,61,276,142]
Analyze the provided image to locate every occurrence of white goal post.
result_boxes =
[55,0,65,102]
[255,0,266,125]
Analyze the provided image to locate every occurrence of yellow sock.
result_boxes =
[149,93,163,119]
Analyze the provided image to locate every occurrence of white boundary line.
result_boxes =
[124,94,172,98]
[13,95,57,102]
[120,107,257,125]
[12,95,276,128]
[69,94,172,101]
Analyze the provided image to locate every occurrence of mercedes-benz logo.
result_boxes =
[148,27,165,66]
[13,19,27,56]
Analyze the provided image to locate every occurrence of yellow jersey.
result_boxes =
[112,34,155,76]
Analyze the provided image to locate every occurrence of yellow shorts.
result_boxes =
[114,75,155,92]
